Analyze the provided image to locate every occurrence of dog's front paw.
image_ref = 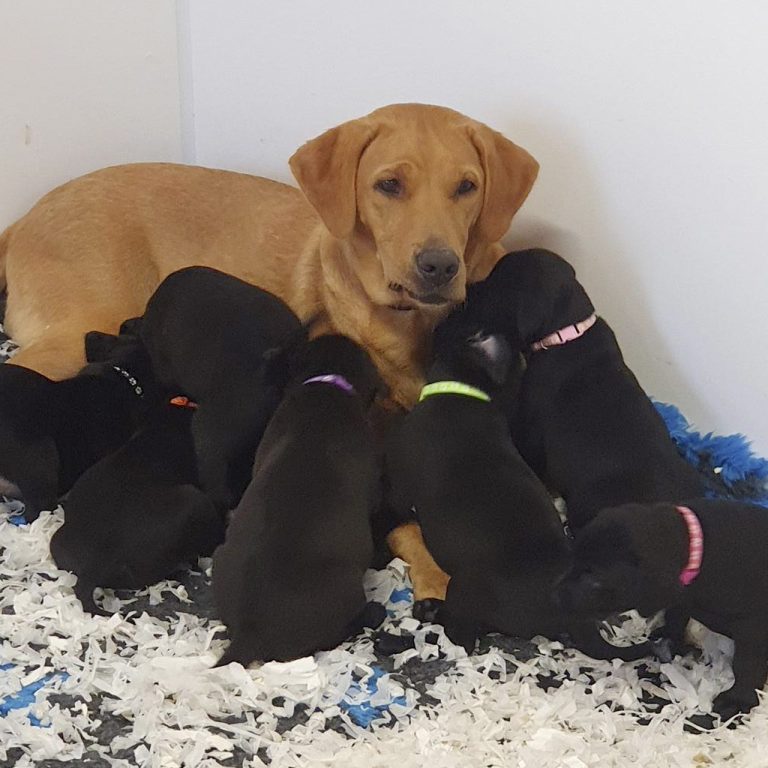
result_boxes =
[374,631,416,656]
[413,598,443,624]
[360,601,387,629]
[712,689,758,724]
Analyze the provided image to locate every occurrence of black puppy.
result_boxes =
[558,498,768,720]
[214,335,386,666]
[51,399,224,614]
[0,324,163,521]
[461,248,705,531]
[385,316,650,661]
[139,267,303,508]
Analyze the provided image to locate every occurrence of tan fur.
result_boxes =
[1,104,538,601]
[386,522,451,602]
[2,103,537,407]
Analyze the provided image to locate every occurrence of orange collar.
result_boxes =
[169,395,198,409]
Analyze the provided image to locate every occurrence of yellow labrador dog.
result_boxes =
[0,102,538,602]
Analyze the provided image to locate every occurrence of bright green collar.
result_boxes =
[418,380,491,403]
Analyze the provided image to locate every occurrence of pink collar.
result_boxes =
[677,505,704,586]
[531,313,597,352]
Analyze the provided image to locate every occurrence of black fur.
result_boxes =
[385,316,651,661]
[558,499,768,721]
[213,335,386,666]
[138,267,304,508]
[461,248,705,530]
[51,403,224,614]
[0,326,163,521]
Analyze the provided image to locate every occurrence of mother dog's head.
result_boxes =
[289,104,538,314]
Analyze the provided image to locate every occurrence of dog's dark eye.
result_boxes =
[375,178,402,196]
[455,179,477,196]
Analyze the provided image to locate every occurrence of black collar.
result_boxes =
[111,365,144,398]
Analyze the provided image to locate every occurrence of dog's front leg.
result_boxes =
[712,620,767,721]
[386,522,450,621]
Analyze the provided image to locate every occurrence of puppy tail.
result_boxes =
[0,224,11,292]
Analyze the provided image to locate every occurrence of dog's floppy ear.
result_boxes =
[289,118,376,239]
[467,122,539,245]
[84,331,121,363]
[467,332,512,385]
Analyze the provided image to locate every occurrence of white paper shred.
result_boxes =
[1,501,767,768]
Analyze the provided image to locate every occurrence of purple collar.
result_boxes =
[677,505,704,586]
[302,374,356,395]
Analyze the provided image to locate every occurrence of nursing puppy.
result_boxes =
[51,401,224,614]
[139,267,304,508]
[214,335,386,666]
[385,314,650,661]
[558,499,768,720]
[0,325,161,521]
[462,248,705,531]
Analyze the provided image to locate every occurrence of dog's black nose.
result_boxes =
[415,248,460,288]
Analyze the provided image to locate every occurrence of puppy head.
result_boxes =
[466,248,595,349]
[431,309,516,393]
[556,504,685,618]
[289,103,538,314]
[267,333,386,407]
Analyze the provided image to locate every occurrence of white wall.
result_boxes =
[184,0,768,456]
[2,2,765,456]
[0,1,182,226]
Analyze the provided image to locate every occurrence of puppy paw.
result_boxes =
[712,690,757,724]
[442,615,478,654]
[360,601,387,629]
[374,631,416,656]
[413,598,444,624]
[683,712,718,733]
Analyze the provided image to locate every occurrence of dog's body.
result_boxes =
[51,403,224,614]
[463,248,705,530]
[214,336,385,666]
[0,328,162,520]
[386,320,650,661]
[139,266,304,507]
[558,499,768,719]
[1,104,537,410]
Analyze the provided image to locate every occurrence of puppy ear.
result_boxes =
[467,121,539,244]
[84,331,120,363]
[289,118,376,239]
[119,316,143,337]
[468,332,512,385]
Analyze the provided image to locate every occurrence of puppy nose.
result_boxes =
[415,248,460,288]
